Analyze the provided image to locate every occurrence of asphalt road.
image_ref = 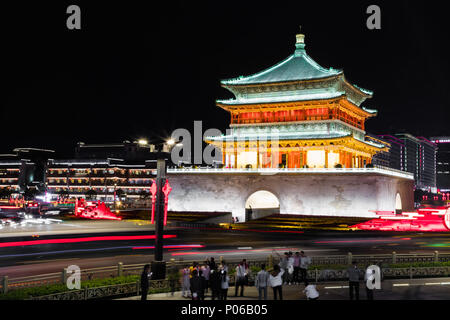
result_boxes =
[1,221,450,278]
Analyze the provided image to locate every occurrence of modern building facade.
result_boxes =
[376,134,437,191]
[0,142,158,203]
[431,136,450,192]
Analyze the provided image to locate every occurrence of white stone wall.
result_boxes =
[167,172,414,222]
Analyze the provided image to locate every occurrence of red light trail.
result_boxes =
[132,244,205,250]
[0,234,177,248]
[314,238,411,244]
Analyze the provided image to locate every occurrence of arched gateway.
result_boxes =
[245,190,280,220]
[166,169,414,222]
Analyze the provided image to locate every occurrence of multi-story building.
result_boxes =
[375,135,405,171]
[0,142,158,203]
[376,134,437,191]
[430,136,450,192]
[46,158,156,202]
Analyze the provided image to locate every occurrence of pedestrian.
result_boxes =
[287,252,295,285]
[202,262,211,293]
[219,269,230,300]
[140,264,151,301]
[235,259,248,297]
[209,257,217,270]
[299,251,311,285]
[275,252,289,285]
[293,252,301,284]
[221,260,228,273]
[190,261,199,276]
[198,269,206,300]
[190,269,203,300]
[167,265,178,296]
[347,261,360,300]
[303,281,319,300]
[181,265,191,298]
[269,264,284,300]
[255,264,270,300]
[209,266,221,300]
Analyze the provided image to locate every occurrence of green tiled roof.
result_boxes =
[221,47,342,86]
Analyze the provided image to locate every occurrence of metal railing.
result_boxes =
[2,251,449,294]
[167,166,414,180]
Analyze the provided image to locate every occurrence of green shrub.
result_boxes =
[0,275,141,300]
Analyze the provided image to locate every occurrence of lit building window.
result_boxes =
[307,150,325,168]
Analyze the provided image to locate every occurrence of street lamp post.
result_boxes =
[150,145,172,280]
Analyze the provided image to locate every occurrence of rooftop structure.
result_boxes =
[206,30,387,169]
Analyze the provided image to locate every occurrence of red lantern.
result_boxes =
[150,180,157,224]
[162,180,172,226]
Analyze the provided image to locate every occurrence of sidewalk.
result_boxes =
[118,277,450,300]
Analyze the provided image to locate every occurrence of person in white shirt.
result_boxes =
[286,252,295,285]
[181,266,191,298]
[299,251,311,285]
[303,282,319,300]
[293,252,301,284]
[255,264,270,300]
[235,259,248,297]
[269,264,284,300]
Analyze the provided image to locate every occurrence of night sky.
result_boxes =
[2,1,449,158]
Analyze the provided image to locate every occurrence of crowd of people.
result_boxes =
[175,250,318,300]
[181,257,231,300]
[140,252,378,301]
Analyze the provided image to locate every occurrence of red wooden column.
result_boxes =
[222,142,226,166]
[234,143,238,168]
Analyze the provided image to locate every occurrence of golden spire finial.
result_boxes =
[296,25,305,45]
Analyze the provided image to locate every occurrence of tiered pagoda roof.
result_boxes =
[217,33,376,113]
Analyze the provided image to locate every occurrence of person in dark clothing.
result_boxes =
[219,269,230,300]
[209,267,221,300]
[209,257,217,270]
[190,269,203,300]
[140,264,151,301]
[347,261,360,300]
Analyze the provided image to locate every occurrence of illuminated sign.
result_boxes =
[74,198,121,220]
[352,206,450,232]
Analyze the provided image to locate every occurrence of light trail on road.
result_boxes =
[0,234,177,248]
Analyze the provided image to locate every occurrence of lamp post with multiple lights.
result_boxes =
[149,138,179,280]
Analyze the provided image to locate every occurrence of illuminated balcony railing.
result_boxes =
[167,165,415,180]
